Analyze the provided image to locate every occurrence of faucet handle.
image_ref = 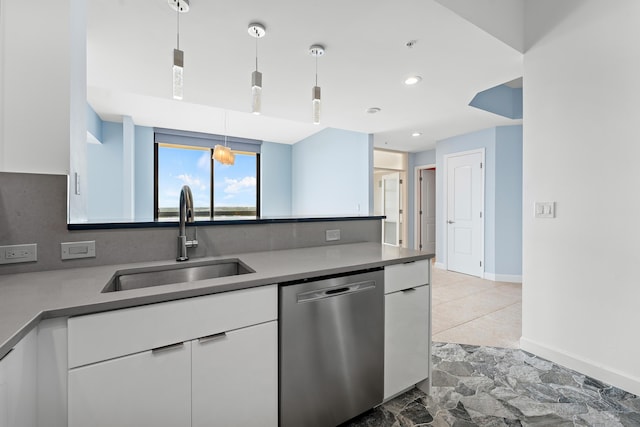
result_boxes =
[186,226,198,248]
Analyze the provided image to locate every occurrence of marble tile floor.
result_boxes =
[344,343,640,427]
[431,267,522,349]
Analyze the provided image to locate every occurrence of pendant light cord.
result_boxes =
[315,54,318,86]
[255,33,259,71]
[176,3,180,50]
[224,111,228,147]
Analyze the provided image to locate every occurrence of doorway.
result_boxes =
[443,149,484,277]
[416,167,436,253]
[373,149,408,247]
[381,172,401,246]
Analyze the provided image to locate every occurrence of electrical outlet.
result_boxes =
[326,229,341,241]
[534,202,555,218]
[0,244,37,264]
[61,241,96,260]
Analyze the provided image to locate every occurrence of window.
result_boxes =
[154,130,260,220]
[213,151,259,219]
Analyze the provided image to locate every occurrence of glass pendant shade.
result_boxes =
[251,70,262,115]
[212,145,235,165]
[173,48,184,100]
[312,86,321,125]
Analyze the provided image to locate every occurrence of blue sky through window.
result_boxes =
[157,145,256,211]
[214,154,257,208]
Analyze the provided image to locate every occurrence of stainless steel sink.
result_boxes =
[102,259,255,293]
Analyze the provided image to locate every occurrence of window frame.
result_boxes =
[153,142,260,220]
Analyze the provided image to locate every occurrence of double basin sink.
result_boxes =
[102,259,255,293]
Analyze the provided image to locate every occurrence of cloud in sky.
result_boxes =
[223,176,256,194]
[197,152,210,170]
[177,174,207,190]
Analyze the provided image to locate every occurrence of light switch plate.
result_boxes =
[0,244,37,264]
[326,229,341,241]
[61,241,96,260]
[535,202,555,218]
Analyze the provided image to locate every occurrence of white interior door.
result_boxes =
[419,169,436,253]
[382,172,401,246]
[446,152,483,276]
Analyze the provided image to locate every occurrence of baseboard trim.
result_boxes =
[520,337,640,396]
[434,262,446,270]
[483,272,522,283]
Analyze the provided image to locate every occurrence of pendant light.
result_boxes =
[309,45,325,125]
[248,23,266,115]
[169,0,189,100]
[213,112,235,165]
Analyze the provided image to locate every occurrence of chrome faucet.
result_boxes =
[177,185,198,261]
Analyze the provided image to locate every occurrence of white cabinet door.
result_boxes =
[0,329,37,427]
[68,341,191,427]
[192,321,278,427]
[384,285,430,400]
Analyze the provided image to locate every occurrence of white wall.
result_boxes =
[1,0,86,220]
[522,0,640,395]
[1,0,77,174]
[435,0,525,52]
[292,128,372,216]
[0,0,5,171]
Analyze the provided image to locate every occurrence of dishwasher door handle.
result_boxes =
[297,280,376,303]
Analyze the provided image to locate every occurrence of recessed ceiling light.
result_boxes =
[412,132,422,137]
[366,107,381,114]
[404,76,422,85]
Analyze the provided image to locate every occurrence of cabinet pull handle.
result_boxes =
[401,287,417,293]
[198,332,227,344]
[152,342,184,354]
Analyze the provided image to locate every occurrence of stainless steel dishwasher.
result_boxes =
[279,268,384,427]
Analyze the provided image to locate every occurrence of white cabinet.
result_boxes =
[384,286,430,399]
[192,321,278,427]
[67,285,278,427]
[68,342,191,427]
[0,329,37,427]
[383,260,431,400]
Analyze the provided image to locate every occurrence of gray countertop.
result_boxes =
[0,242,433,360]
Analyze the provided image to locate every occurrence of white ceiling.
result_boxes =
[87,0,523,152]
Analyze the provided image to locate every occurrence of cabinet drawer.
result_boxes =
[68,285,277,368]
[384,260,430,294]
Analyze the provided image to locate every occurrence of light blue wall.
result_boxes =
[430,125,522,277]
[407,149,436,249]
[469,84,523,120]
[87,122,124,220]
[261,141,292,216]
[292,128,372,216]
[90,122,287,221]
[413,150,436,166]
[135,126,155,221]
[512,89,523,121]
[87,121,154,221]
[86,103,102,142]
[436,128,497,273]
[495,125,523,275]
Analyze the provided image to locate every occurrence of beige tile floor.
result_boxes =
[431,265,522,348]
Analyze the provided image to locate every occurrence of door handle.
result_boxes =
[447,220,455,224]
